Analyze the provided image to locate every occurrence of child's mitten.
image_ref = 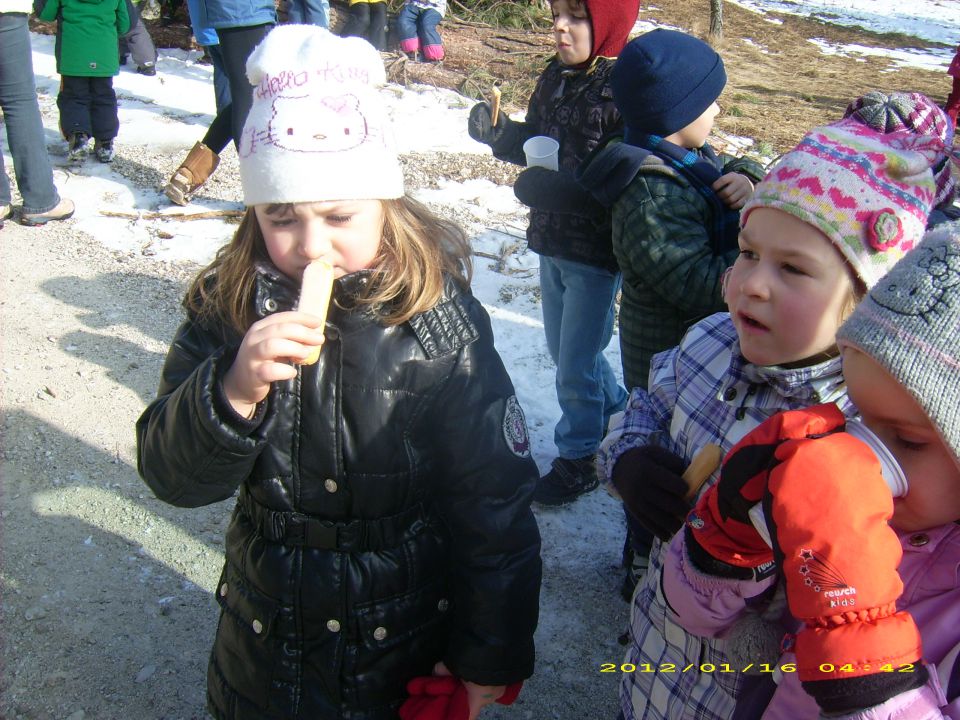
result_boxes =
[612,445,690,541]
[467,102,517,151]
[399,676,523,720]
[765,432,926,713]
[513,167,605,219]
[686,404,847,577]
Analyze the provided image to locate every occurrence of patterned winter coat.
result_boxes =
[36,0,129,77]
[488,56,622,271]
[137,267,542,720]
[596,313,855,720]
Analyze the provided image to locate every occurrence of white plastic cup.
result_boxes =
[522,136,560,171]
[748,421,908,548]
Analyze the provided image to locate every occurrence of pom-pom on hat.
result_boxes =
[585,0,641,58]
[238,25,404,206]
[837,222,960,462]
[741,119,940,289]
[844,90,958,209]
[611,29,726,139]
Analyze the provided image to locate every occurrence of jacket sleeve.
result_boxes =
[136,317,268,508]
[430,301,542,687]
[661,527,777,639]
[721,155,767,184]
[615,174,739,318]
[36,0,60,22]
[116,0,131,35]
[597,345,679,486]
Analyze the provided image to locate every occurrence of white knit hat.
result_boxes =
[238,25,404,205]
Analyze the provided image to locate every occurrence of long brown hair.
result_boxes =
[185,196,473,335]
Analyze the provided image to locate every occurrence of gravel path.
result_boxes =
[0,144,630,719]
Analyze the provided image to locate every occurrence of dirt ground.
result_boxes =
[4,3,957,720]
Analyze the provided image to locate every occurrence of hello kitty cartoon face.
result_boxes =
[872,238,960,322]
[267,93,370,153]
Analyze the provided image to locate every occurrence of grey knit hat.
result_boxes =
[837,221,960,462]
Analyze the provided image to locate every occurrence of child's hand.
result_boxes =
[433,662,505,720]
[222,311,326,418]
[467,102,508,147]
[712,173,754,209]
[765,431,925,711]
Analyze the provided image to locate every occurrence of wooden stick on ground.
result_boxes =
[100,209,245,221]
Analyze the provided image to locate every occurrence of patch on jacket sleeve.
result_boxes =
[502,395,531,458]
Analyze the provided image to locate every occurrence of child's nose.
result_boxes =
[740,266,771,299]
[300,221,332,260]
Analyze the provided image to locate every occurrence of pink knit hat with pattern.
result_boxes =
[742,119,941,289]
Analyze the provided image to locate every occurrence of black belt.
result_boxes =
[238,487,427,552]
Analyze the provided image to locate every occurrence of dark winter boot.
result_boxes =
[163,141,220,205]
[68,132,90,161]
[94,139,115,163]
[532,455,598,506]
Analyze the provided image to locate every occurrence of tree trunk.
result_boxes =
[709,0,723,40]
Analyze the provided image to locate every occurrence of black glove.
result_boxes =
[468,101,511,147]
[612,445,691,541]
[513,167,606,219]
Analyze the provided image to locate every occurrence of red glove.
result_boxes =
[399,676,523,720]
[686,404,846,574]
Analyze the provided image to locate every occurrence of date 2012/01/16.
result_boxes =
[599,663,917,674]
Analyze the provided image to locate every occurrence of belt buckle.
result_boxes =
[284,513,308,545]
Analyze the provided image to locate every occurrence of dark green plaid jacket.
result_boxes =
[612,154,764,390]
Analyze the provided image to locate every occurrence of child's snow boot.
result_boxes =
[164,141,220,206]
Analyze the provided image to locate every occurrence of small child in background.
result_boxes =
[397,0,446,63]
[598,118,946,720]
[844,90,960,226]
[467,0,640,506]
[340,0,387,51]
[119,0,158,76]
[577,28,764,593]
[137,26,541,720]
[37,0,130,162]
[673,222,960,718]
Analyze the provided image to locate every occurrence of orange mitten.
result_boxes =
[687,404,846,575]
[764,428,926,712]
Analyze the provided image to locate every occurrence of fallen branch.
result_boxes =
[100,209,245,221]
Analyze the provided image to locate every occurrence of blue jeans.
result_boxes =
[205,44,231,114]
[0,13,59,213]
[397,6,444,59]
[287,0,329,27]
[540,255,627,459]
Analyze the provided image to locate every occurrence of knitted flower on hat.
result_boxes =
[238,25,404,206]
[742,119,939,289]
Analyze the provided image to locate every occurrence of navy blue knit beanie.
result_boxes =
[611,29,727,140]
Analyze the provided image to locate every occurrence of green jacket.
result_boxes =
[38,0,130,77]
[612,154,765,389]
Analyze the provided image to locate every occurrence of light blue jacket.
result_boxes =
[197,0,273,31]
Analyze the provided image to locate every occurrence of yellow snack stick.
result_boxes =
[490,85,502,127]
[682,443,723,502]
[297,260,334,365]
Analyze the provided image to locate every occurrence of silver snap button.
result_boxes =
[252,619,263,634]
[909,533,930,547]
[373,626,388,641]
[219,583,228,598]
[326,619,341,633]
[437,598,449,612]
[264,298,278,312]
[324,479,338,493]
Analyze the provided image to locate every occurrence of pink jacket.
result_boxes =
[663,522,960,719]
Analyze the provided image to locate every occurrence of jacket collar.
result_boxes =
[251,262,376,319]
[721,346,847,408]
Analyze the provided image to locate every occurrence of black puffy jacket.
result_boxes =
[490,57,621,272]
[136,266,542,719]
